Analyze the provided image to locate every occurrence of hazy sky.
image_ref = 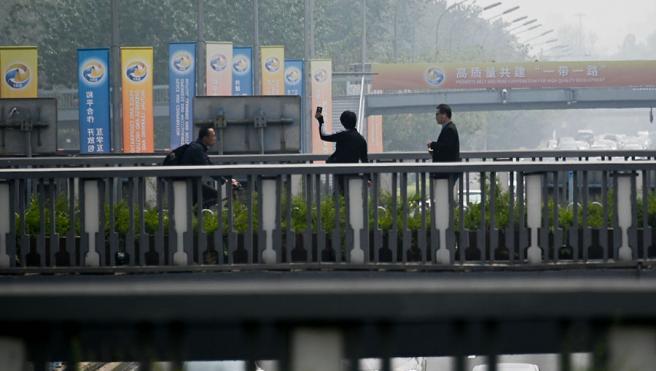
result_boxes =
[470,0,656,55]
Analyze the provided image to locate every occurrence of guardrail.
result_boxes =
[2,150,656,168]
[0,160,654,270]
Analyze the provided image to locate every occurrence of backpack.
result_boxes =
[163,143,190,166]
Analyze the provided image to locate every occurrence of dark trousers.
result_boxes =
[192,180,220,209]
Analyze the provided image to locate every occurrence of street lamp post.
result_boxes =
[486,5,519,22]
[435,0,476,56]
[508,18,537,33]
[512,23,542,36]
[110,0,121,152]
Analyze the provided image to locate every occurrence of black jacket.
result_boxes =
[429,121,460,179]
[318,117,368,164]
[179,140,228,183]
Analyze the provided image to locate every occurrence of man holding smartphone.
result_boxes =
[314,107,369,192]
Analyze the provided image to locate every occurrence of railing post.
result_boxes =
[0,182,10,267]
[172,180,190,265]
[348,177,365,264]
[0,337,25,371]
[526,174,543,264]
[261,178,278,264]
[291,328,343,371]
[83,179,101,266]
[432,178,451,264]
[616,174,634,261]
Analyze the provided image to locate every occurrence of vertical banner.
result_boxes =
[310,60,332,155]
[0,46,38,98]
[169,42,196,149]
[121,47,154,153]
[367,115,384,153]
[206,42,232,96]
[260,46,284,95]
[78,48,111,154]
[285,59,304,96]
[232,46,253,96]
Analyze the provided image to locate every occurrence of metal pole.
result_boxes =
[303,0,313,153]
[361,0,368,139]
[196,0,205,97]
[253,0,260,95]
[111,0,121,152]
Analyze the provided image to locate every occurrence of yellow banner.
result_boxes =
[261,46,284,95]
[310,60,332,155]
[121,47,154,153]
[206,42,233,96]
[0,46,38,98]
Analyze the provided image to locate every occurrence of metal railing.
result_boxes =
[2,149,656,169]
[1,160,655,270]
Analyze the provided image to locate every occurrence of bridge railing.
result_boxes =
[1,160,654,270]
[2,149,656,169]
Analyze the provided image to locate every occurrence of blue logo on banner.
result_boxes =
[81,60,106,85]
[171,52,193,74]
[313,68,328,83]
[210,54,228,72]
[265,57,281,73]
[233,54,250,75]
[126,61,148,82]
[5,64,31,89]
[285,66,302,86]
[424,67,446,87]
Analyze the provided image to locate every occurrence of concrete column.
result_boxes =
[433,178,451,264]
[348,178,365,264]
[609,327,656,371]
[84,180,101,266]
[261,178,277,264]
[292,328,343,371]
[617,175,633,261]
[173,181,189,265]
[0,337,25,371]
[0,183,10,267]
[526,174,543,264]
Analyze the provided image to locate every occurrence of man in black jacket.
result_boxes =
[179,127,239,208]
[315,110,369,192]
[428,104,460,183]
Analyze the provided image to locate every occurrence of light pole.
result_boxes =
[196,0,205,96]
[512,23,542,36]
[110,0,121,152]
[253,0,260,95]
[303,0,314,153]
[447,2,502,52]
[504,15,527,27]
[435,0,476,56]
[486,5,519,22]
[508,18,537,33]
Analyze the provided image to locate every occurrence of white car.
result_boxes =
[472,363,539,371]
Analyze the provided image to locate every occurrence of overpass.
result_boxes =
[2,152,656,369]
[366,87,656,115]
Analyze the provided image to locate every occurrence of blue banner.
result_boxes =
[169,42,196,149]
[77,48,111,154]
[232,46,253,96]
[285,59,304,96]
